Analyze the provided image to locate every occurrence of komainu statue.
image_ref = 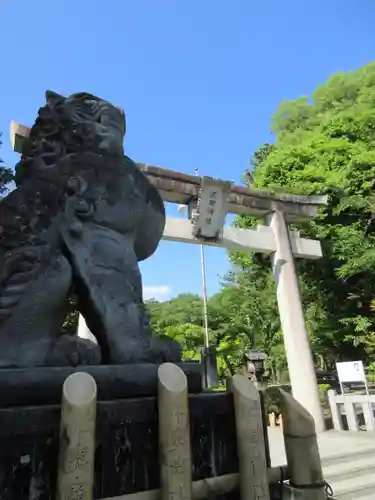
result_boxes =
[0,91,180,367]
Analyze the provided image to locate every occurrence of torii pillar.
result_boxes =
[268,210,325,433]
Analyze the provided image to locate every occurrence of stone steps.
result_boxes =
[323,448,375,499]
[330,473,375,499]
[267,428,375,499]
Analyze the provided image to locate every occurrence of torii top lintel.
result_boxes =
[10,120,327,222]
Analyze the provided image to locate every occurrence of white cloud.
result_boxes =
[143,285,171,302]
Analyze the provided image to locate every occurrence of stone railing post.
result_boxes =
[158,363,192,500]
[279,389,326,499]
[56,372,97,500]
[327,390,343,431]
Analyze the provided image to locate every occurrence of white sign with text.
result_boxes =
[336,360,366,384]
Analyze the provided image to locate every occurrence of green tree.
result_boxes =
[61,295,80,334]
[146,292,249,380]
[0,166,13,195]
[0,134,14,196]
[146,293,205,334]
[145,286,285,382]
[146,293,207,360]
[234,61,375,368]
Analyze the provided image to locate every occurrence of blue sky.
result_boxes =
[1,0,375,301]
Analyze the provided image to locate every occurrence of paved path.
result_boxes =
[267,426,375,465]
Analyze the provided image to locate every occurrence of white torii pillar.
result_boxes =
[268,210,324,433]
[77,314,97,344]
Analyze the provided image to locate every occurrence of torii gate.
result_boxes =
[11,121,328,432]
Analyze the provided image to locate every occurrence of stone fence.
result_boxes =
[328,390,375,432]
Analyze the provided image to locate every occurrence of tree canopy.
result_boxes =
[233,61,375,372]
[0,134,14,196]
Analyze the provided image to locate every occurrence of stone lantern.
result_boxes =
[243,349,268,386]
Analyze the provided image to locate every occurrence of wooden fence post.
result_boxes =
[158,363,192,500]
[231,374,270,500]
[279,389,326,500]
[56,372,97,500]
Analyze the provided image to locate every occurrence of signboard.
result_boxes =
[336,361,366,384]
[191,177,232,240]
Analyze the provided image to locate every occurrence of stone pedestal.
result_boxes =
[0,365,241,500]
[0,364,202,406]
